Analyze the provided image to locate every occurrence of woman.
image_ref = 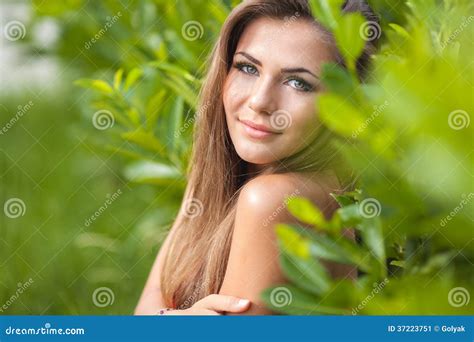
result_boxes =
[135,0,376,315]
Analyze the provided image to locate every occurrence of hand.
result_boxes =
[164,294,251,315]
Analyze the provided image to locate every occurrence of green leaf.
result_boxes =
[336,204,362,226]
[145,89,167,131]
[308,233,352,264]
[334,13,366,70]
[167,96,184,152]
[275,224,311,260]
[390,260,405,268]
[121,129,165,155]
[357,218,386,273]
[330,193,356,207]
[75,79,114,95]
[308,0,344,29]
[126,107,141,126]
[305,229,372,272]
[321,63,357,98]
[124,68,144,91]
[123,160,183,185]
[417,251,457,275]
[389,23,410,39]
[162,75,197,106]
[113,68,124,90]
[279,249,331,296]
[287,196,325,227]
[149,61,199,83]
[261,285,350,315]
[318,93,366,137]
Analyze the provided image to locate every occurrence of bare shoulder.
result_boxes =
[219,172,342,314]
[237,172,339,224]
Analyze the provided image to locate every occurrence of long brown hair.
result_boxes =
[161,0,377,309]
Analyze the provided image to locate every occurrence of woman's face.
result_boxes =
[223,17,337,166]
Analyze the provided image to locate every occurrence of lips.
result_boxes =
[239,119,280,139]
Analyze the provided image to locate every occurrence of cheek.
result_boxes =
[223,71,252,117]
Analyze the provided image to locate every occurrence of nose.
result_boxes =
[248,76,278,115]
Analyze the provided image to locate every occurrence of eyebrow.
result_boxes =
[235,51,319,79]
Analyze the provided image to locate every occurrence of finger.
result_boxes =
[202,309,221,316]
[194,294,250,313]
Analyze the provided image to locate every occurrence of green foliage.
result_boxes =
[1,0,229,314]
[70,0,230,186]
[263,0,473,315]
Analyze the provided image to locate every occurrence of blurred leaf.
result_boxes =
[276,224,311,260]
[121,129,165,154]
[287,196,326,227]
[124,68,144,91]
[334,13,366,70]
[124,160,182,185]
[113,68,124,90]
[279,249,331,296]
[330,193,356,207]
[318,93,365,137]
[308,0,344,29]
[167,96,185,152]
[321,63,357,100]
[356,218,386,276]
[261,285,350,315]
[388,23,410,39]
[75,79,114,95]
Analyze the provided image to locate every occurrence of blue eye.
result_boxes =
[235,62,258,75]
[286,78,314,92]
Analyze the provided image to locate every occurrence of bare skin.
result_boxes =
[135,17,353,316]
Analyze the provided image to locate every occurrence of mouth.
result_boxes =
[239,119,281,139]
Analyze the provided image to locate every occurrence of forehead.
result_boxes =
[235,16,336,71]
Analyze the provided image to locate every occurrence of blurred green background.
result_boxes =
[1,0,473,315]
[0,0,214,314]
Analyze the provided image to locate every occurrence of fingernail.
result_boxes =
[237,299,250,307]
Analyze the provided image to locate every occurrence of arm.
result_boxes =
[218,175,299,315]
[218,174,353,314]
[134,223,175,314]
[135,183,252,316]
[134,185,191,315]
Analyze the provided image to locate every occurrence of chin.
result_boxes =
[235,146,276,165]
